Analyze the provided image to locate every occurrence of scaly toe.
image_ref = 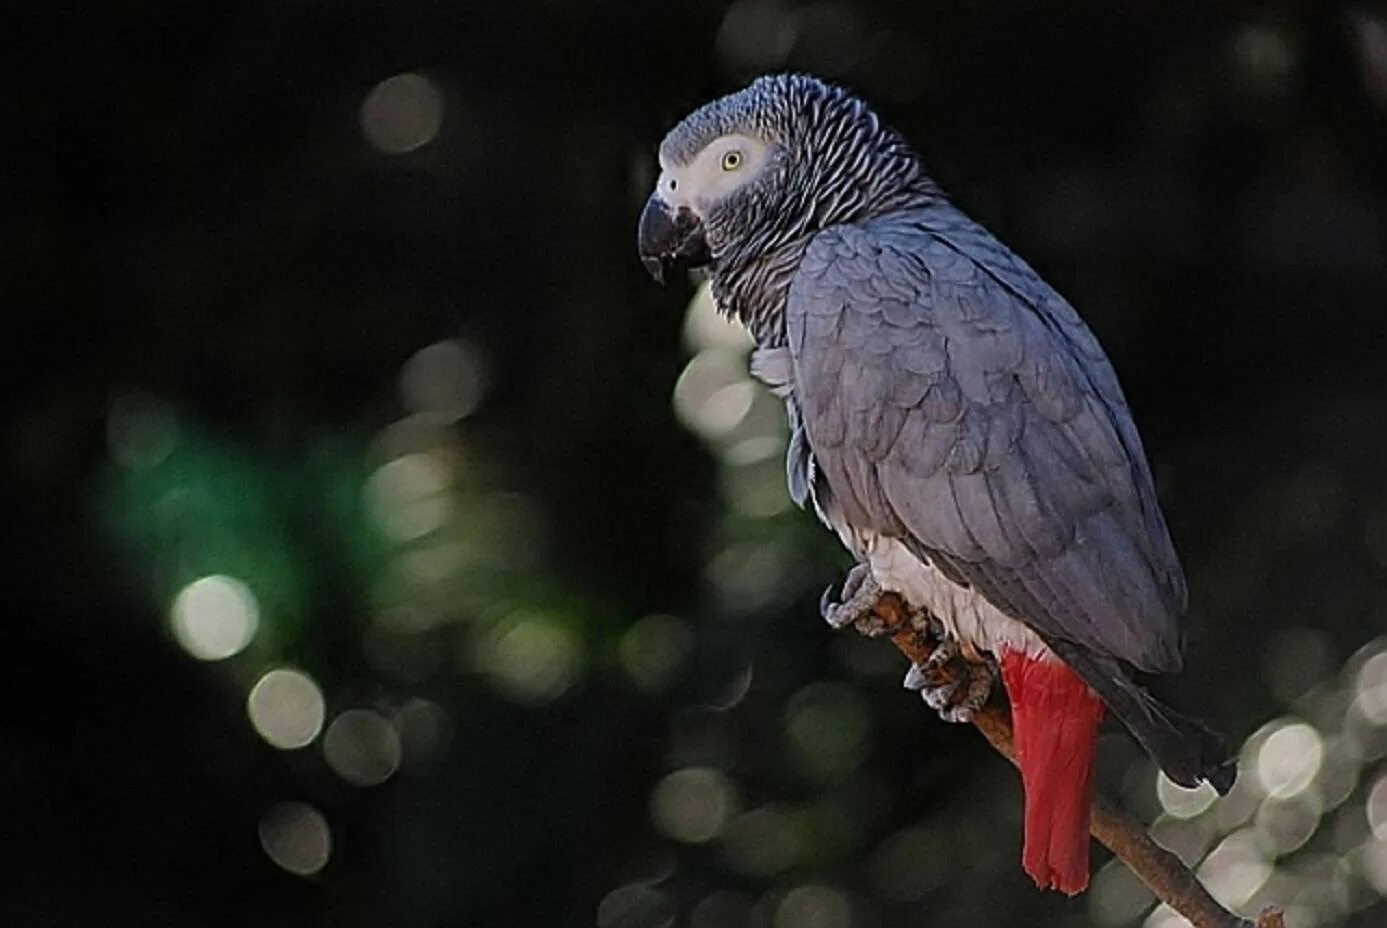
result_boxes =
[852,613,893,637]
[940,704,976,724]
[920,637,958,674]
[819,564,881,630]
[902,638,998,724]
[935,657,998,724]
[920,678,962,711]
[957,659,998,713]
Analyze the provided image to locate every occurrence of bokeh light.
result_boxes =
[360,72,444,154]
[1198,828,1273,909]
[1091,859,1155,926]
[1255,794,1322,855]
[690,891,754,928]
[650,767,738,844]
[1150,815,1215,869]
[1369,775,1387,841]
[866,827,950,903]
[703,658,755,712]
[1356,648,1387,725]
[721,804,804,878]
[682,281,754,354]
[715,0,798,74]
[672,281,776,453]
[1314,735,1361,812]
[1363,835,1387,894]
[783,682,871,785]
[107,392,178,471]
[619,613,693,692]
[1229,22,1300,99]
[258,801,331,877]
[1144,903,1188,928]
[673,353,757,444]
[1157,772,1219,820]
[247,668,326,750]
[774,885,852,928]
[1255,721,1323,799]
[365,452,453,543]
[719,454,793,518]
[169,574,259,661]
[1135,643,1387,925]
[399,339,490,423]
[595,882,675,928]
[475,611,582,705]
[323,709,402,787]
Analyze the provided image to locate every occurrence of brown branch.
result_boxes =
[867,593,1284,928]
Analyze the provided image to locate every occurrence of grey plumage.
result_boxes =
[643,74,1232,792]
[789,210,1186,674]
[661,75,938,345]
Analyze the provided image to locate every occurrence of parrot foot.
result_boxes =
[818,562,892,635]
[903,636,998,724]
[940,657,997,724]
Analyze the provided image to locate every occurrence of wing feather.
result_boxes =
[787,209,1186,672]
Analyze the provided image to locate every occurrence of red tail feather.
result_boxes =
[999,651,1105,895]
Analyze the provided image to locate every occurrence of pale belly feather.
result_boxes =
[852,530,1051,661]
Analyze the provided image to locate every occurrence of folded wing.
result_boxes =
[787,210,1187,674]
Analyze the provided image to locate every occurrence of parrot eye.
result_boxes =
[721,150,743,171]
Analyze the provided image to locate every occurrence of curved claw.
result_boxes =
[819,563,882,630]
[903,642,997,724]
[818,584,838,623]
[902,662,934,690]
[904,656,960,710]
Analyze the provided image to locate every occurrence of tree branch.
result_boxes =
[865,592,1283,928]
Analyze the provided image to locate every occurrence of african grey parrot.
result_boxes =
[637,74,1234,894]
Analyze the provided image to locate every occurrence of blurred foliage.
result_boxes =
[8,2,1387,927]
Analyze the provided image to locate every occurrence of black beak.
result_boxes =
[637,194,710,285]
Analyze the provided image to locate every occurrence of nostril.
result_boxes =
[669,179,677,190]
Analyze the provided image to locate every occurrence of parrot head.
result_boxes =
[638,74,933,285]
[636,117,777,284]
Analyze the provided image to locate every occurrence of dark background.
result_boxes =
[8,2,1387,927]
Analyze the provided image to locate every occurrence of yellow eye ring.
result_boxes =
[721,150,742,171]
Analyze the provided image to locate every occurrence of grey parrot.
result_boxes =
[637,74,1233,894]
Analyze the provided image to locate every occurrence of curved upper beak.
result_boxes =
[637,194,710,284]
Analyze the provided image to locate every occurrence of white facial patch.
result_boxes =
[657,133,771,214]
